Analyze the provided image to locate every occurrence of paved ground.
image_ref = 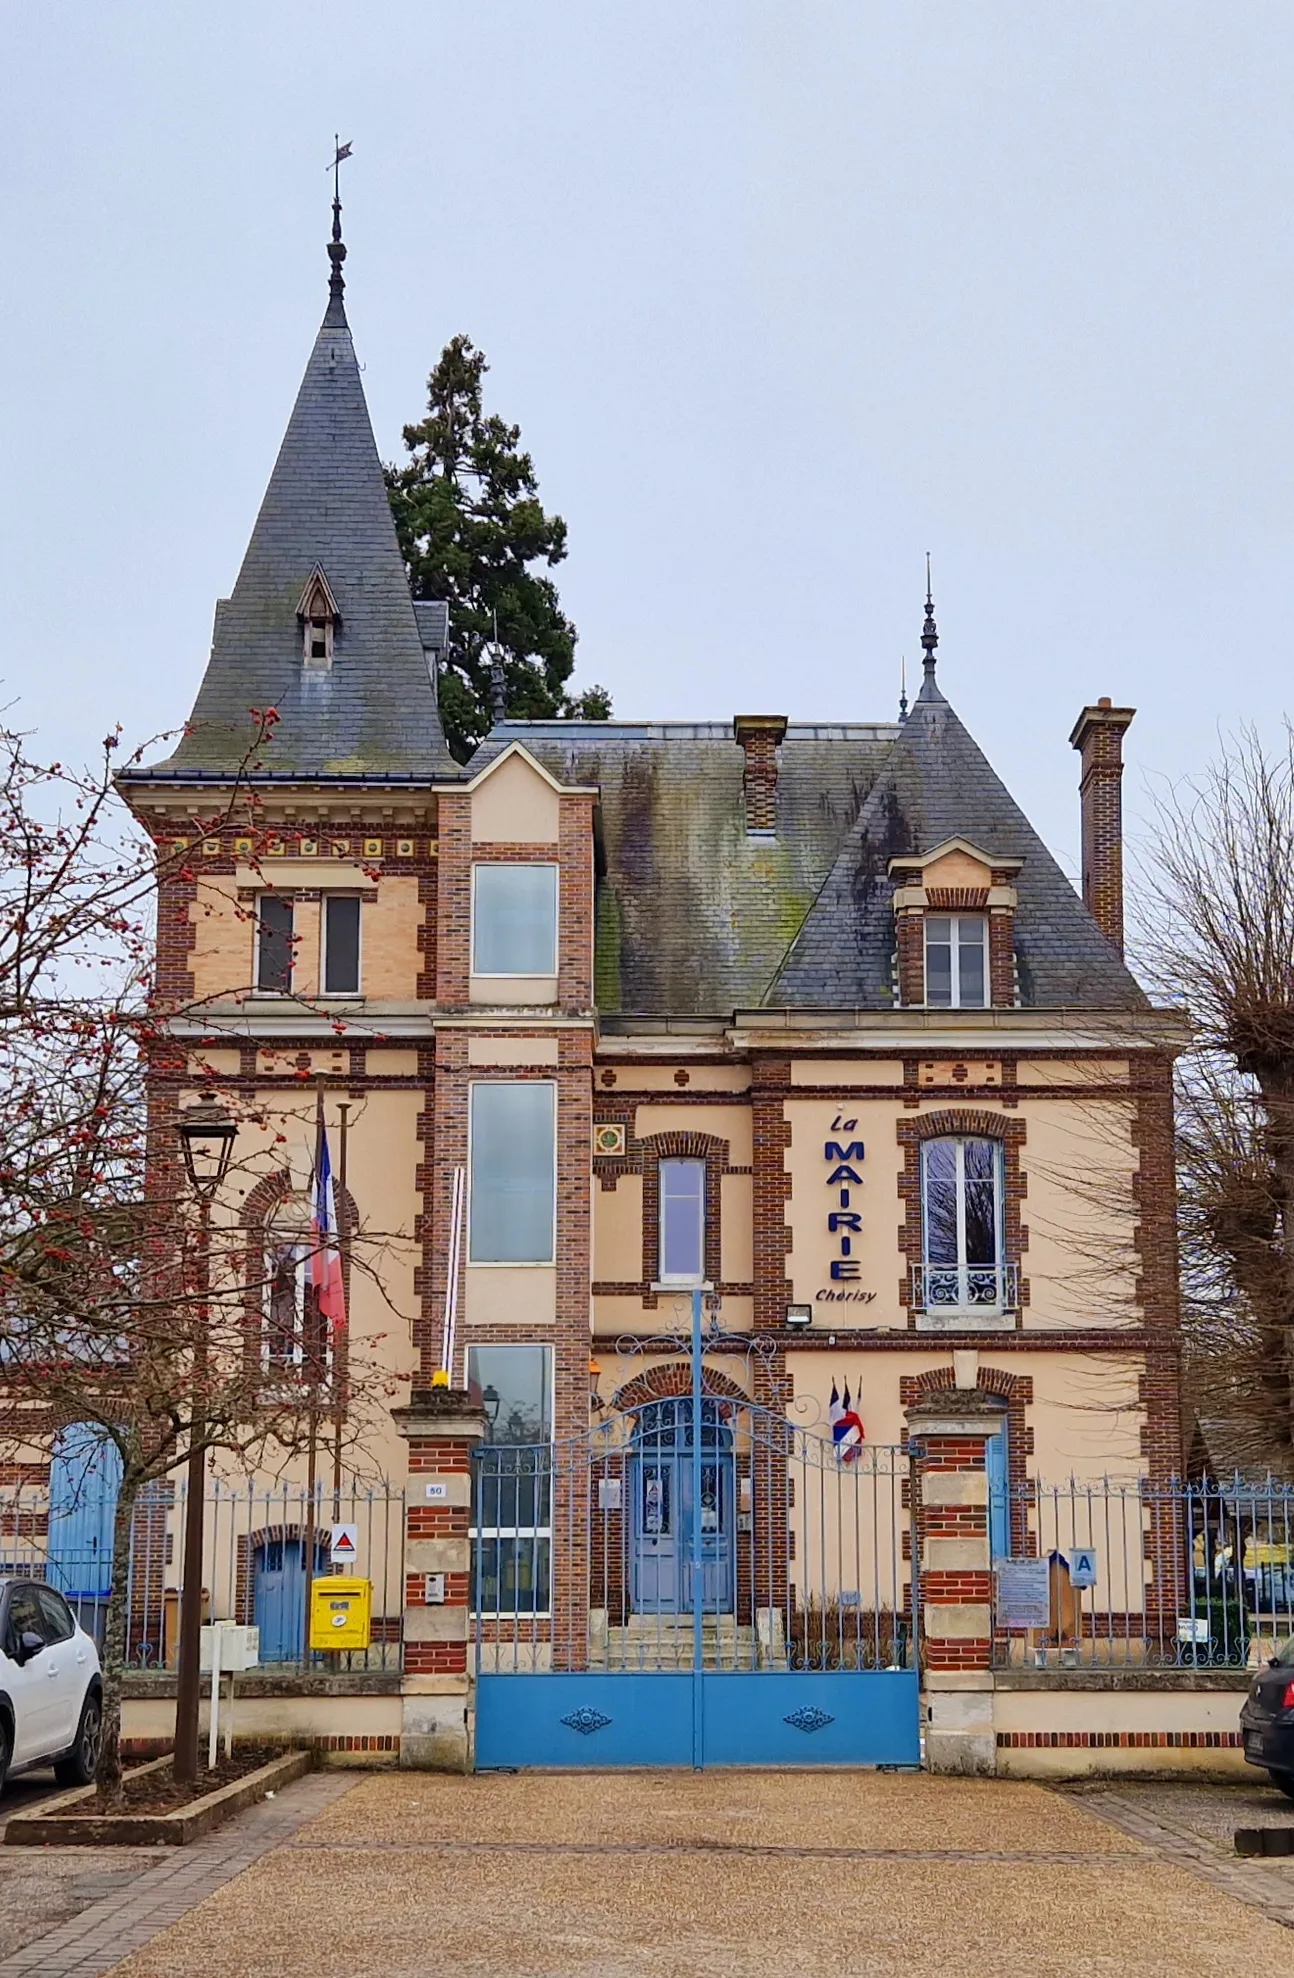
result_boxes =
[3,1767,1294,1978]
[0,1773,163,1966]
[84,1769,1294,1978]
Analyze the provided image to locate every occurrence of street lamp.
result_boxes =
[176,1099,238,1200]
[481,1384,501,1430]
[173,1098,235,1783]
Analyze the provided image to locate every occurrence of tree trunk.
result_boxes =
[96,1474,142,1807]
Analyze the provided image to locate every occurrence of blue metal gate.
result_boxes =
[474,1302,920,1769]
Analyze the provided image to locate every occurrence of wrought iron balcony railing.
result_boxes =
[911,1262,1019,1317]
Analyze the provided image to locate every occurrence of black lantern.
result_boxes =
[176,1099,237,1200]
[481,1383,501,1429]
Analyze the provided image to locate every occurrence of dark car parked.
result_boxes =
[1240,1638,1294,1798]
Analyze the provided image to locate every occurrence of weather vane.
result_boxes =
[329,136,353,205]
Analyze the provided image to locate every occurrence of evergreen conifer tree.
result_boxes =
[386,335,610,760]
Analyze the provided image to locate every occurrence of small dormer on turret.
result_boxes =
[298,565,340,669]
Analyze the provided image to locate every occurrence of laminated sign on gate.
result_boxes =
[330,1523,359,1566]
[1066,1547,1098,1589]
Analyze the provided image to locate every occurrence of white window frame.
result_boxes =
[657,1156,707,1287]
[319,892,363,998]
[468,1344,554,1619]
[471,862,559,977]
[255,893,295,995]
[467,1081,558,1266]
[919,1136,1007,1313]
[924,913,988,1009]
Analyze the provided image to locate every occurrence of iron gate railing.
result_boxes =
[0,1478,405,1672]
[991,1473,1294,1668]
[472,1410,914,1676]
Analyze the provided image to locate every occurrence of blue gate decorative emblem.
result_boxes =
[784,1705,835,1733]
[561,1707,613,1735]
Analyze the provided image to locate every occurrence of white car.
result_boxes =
[0,1579,103,1789]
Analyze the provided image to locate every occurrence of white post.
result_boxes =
[207,1624,221,1770]
[224,1671,234,1759]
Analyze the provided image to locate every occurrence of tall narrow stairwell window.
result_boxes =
[658,1157,706,1285]
[924,915,986,1007]
[920,1137,1010,1314]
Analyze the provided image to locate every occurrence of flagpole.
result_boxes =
[332,1100,350,1515]
[302,1078,324,1662]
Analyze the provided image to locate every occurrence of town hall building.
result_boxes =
[111,209,1189,1770]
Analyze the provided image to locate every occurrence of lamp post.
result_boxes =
[173,1099,236,1783]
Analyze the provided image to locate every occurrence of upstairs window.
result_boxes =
[925,914,986,1008]
[921,1137,1005,1310]
[322,895,361,995]
[472,864,558,976]
[658,1157,706,1285]
[469,1082,556,1263]
[257,895,294,993]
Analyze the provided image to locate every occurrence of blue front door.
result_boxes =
[631,1400,734,1615]
[47,1424,122,1606]
[253,1539,327,1661]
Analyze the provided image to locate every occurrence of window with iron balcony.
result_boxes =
[913,1136,1018,1328]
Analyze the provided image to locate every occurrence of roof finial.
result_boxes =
[921,552,938,676]
[326,137,353,317]
[489,611,507,725]
[898,654,908,723]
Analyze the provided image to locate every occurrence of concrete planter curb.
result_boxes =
[4,1748,313,1847]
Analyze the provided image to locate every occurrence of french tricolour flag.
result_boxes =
[311,1125,346,1330]
[829,1379,865,1463]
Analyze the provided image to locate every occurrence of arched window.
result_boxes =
[263,1197,329,1376]
[919,1137,1009,1313]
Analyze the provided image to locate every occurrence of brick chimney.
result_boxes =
[1069,698,1135,953]
[733,715,788,834]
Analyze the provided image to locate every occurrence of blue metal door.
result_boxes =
[47,1424,122,1612]
[253,1538,326,1661]
[631,1400,734,1614]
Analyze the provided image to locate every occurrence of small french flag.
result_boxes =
[829,1379,865,1463]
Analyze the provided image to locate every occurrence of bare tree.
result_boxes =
[0,720,409,1800]
[1139,725,1294,1477]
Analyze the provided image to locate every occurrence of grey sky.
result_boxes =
[6,3,1292,885]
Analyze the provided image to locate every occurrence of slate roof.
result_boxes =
[468,684,1147,1018]
[138,261,457,780]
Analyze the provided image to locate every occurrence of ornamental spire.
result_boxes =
[921,552,938,677]
[326,136,352,324]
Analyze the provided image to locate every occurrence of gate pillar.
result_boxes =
[905,1388,1002,1776]
[393,1386,489,1770]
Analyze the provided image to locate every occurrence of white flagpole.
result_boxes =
[441,1166,465,1385]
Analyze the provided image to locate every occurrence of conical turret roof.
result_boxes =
[146,248,456,779]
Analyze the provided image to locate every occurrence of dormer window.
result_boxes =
[296,566,339,670]
[925,914,987,1008]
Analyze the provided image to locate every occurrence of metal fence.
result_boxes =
[991,1474,1294,1668]
[0,1477,406,1672]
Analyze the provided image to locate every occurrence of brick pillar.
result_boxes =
[733,715,788,833]
[906,1388,1003,1775]
[1069,699,1135,953]
[393,1387,488,1770]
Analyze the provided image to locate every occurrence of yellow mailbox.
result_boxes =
[309,1576,372,1652]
